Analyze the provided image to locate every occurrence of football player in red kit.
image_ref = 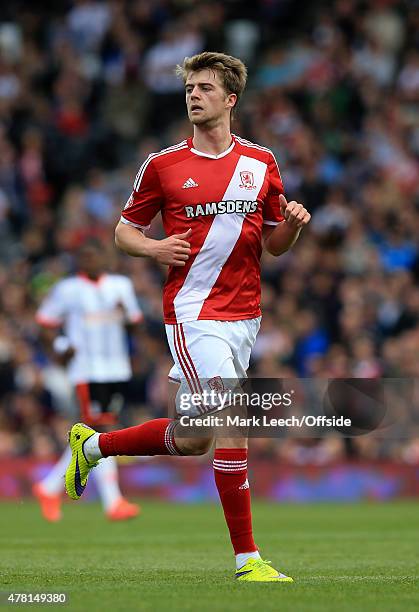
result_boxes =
[66,52,310,581]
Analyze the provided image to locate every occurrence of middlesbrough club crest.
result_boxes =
[239,171,257,190]
[207,376,225,392]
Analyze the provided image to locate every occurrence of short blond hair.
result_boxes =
[176,51,248,115]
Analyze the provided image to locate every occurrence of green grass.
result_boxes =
[0,500,418,611]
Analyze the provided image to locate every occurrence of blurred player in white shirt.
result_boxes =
[33,240,142,521]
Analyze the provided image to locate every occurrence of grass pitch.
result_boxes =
[0,499,418,611]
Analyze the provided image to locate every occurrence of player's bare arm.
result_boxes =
[38,325,75,366]
[115,222,191,266]
[263,194,311,256]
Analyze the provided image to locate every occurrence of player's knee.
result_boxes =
[191,437,213,455]
[176,436,213,456]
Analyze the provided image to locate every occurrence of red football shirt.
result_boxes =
[121,134,284,324]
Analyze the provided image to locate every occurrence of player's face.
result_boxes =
[78,246,105,278]
[185,69,236,126]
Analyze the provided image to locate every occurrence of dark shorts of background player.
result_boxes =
[75,381,128,427]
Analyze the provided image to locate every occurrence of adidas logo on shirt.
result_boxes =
[182,178,199,189]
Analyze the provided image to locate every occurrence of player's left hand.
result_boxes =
[279,194,311,229]
[115,300,127,318]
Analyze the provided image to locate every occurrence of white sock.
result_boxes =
[91,455,122,511]
[235,550,261,570]
[83,433,103,462]
[40,446,72,495]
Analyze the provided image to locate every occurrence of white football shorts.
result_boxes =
[165,317,261,416]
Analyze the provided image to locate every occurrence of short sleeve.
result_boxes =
[120,278,143,324]
[36,282,68,327]
[121,157,164,230]
[263,152,285,226]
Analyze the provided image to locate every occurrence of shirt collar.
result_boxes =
[188,134,236,159]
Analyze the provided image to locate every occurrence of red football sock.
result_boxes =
[99,418,182,457]
[213,448,257,554]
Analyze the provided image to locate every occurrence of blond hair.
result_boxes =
[176,51,248,117]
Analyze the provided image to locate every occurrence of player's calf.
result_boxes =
[81,418,212,462]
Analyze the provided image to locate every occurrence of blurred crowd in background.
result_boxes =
[0,0,418,464]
